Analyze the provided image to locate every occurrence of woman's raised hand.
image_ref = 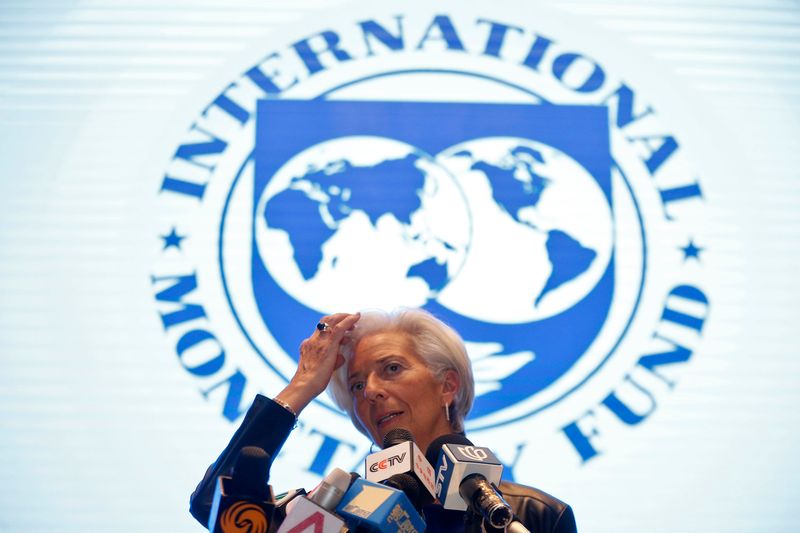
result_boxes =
[274,312,360,415]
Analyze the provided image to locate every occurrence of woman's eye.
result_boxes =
[386,363,401,373]
[350,382,364,393]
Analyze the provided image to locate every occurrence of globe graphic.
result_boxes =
[435,138,614,323]
[255,135,612,323]
[255,136,472,312]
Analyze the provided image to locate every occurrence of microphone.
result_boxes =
[336,478,425,533]
[208,446,275,533]
[309,467,352,510]
[275,467,352,533]
[425,434,513,530]
[380,473,423,511]
[364,428,436,506]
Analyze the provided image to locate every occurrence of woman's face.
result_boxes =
[347,330,456,454]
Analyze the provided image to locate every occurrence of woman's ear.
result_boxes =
[442,369,460,404]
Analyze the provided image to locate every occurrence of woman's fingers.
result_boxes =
[295,312,360,387]
[315,312,355,334]
[329,313,360,337]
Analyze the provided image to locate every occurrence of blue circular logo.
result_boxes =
[154,6,708,465]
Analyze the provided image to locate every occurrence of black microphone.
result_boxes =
[381,472,423,511]
[425,434,513,530]
[384,428,413,448]
[208,446,275,533]
[363,428,436,507]
[459,474,513,530]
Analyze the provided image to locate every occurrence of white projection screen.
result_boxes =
[1,1,798,531]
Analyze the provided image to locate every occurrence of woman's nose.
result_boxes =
[363,374,385,402]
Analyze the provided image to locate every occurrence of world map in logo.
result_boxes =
[256,136,612,324]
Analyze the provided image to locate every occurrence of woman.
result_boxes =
[190,309,577,532]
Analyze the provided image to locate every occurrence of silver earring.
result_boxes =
[444,402,451,422]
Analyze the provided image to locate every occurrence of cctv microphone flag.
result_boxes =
[364,442,436,500]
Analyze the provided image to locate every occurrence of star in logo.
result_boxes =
[161,227,185,251]
[680,239,704,262]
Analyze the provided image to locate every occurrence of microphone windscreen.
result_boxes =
[424,433,472,466]
[232,446,271,500]
[327,468,353,490]
[383,473,422,510]
[382,427,414,448]
[309,467,352,511]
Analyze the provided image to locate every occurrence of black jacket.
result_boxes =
[190,395,577,532]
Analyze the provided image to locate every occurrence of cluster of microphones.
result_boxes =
[208,430,531,533]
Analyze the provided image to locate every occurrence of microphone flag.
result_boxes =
[435,443,503,511]
[275,496,344,533]
[336,478,425,533]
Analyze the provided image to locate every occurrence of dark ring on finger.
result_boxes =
[316,322,331,332]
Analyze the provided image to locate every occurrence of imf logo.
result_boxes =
[242,99,619,427]
[153,4,710,474]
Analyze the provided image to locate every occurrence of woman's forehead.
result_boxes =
[355,329,413,351]
[349,331,419,367]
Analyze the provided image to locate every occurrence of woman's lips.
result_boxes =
[376,411,403,428]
